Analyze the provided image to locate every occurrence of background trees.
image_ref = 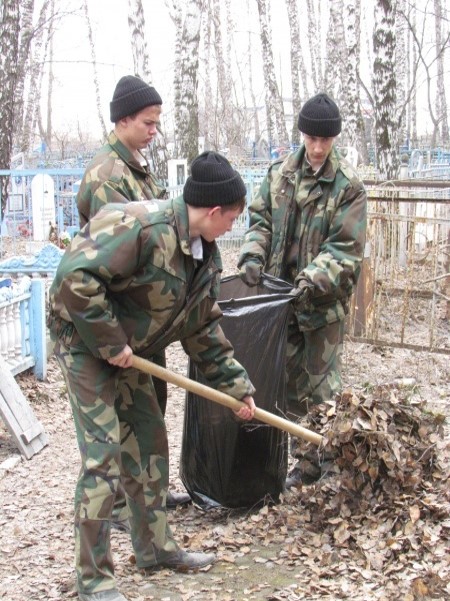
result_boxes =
[1,0,449,186]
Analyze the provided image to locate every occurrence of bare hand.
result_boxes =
[107,344,133,368]
[234,395,256,420]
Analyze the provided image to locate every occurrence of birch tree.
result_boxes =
[43,0,56,151]
[255,0,289,148]
[306,0,323,92]
[434,0,449,145]
[0,0,20,212]
[20,1,50,154]
[246,2,261,151]
[327,0,348,100]
[165,0,183,156]
[212,0,231,147]
[13,0,34,135]
[83,0,107,141]
[285,0,302,145]
[345,0,368,162]
[174,0,204,163]
[128,0,169,180]
[200,0,215,150]
[372,0,399,179]
[395,0,407,147]
[402,0,450,149]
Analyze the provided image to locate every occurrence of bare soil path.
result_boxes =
[0,248,448,601]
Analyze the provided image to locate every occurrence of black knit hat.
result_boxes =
[298,92,342,137]
[183,151,247,207]
[110,75,162,122]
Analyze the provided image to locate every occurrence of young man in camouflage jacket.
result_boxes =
[77,75,166,227]
[49,151,256,601]
[77,75,189,516]
[238,93,367,488]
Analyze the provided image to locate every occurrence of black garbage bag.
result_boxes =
[180,274,293,509]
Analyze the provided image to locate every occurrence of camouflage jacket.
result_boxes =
[238,146,367,330]
[77,131,166,227]
[49,197,255,400]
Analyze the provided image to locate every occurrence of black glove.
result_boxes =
[239,261,263,287]
[289,284,313,312]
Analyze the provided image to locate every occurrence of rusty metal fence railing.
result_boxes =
[349,184,449,354]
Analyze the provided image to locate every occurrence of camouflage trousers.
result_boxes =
[53,335,178,595]
[285,317,344,468]
[113,351,167,523]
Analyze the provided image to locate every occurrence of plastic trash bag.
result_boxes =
[180,274,293,509]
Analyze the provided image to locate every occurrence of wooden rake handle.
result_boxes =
[131,355,323,446]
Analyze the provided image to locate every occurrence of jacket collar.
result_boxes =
[172,196,220,263]
[278,144,340,183]
[107,130,150,176]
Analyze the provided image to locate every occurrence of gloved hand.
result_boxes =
[289,284,313,312]
[239,260,263,287]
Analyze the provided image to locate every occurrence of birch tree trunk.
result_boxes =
[201,0,215,151]
[20,1,50,155]
[395,0,407,147]
[409,5,417,145]
[128,0,169,181]
[83,0,107,141]
[247,7,260,152]
[45,0,56,151]
[344,0,366,162]
[372,0,399,179]
[255,0,289,148]
[285,0,302,146]
[176,0,204,164]
[434,0,449,145]
[328,0,347,101]
[306,0,322,92]
[13,0,34,137]
[212,0,230,148]
[0,0,20,212]
[165,0,183,157]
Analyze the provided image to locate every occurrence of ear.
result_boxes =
[207,206,222,217]
[117,116,131,127]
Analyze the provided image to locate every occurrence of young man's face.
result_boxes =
[119,105,162,152]
[199,206,243,242]
[303,134,335,170]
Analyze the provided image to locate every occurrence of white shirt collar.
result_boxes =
[190,236,203,260]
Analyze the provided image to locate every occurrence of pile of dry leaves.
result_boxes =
[274,383,450,599]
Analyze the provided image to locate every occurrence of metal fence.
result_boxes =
[1,169,449,354]
[354,185,449,354]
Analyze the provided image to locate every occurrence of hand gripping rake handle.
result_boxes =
[131,355,323,446]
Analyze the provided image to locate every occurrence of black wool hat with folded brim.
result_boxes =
[183,151,247,207]
[298,92,342,138]
[110,75,162,122]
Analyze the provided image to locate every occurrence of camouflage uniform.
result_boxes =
[76,130,168,524]
[77,131,166,228]
[238,145,367,416]
[49,198,255,594]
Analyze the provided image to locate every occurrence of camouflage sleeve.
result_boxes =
[237,173,273,269]
[52,208,143,359]
[296,182,367,298]
[78,179,139,227]
[180,301,256,401]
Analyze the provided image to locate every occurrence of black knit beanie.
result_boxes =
[110,75,162,122]
[183,151,247,207]
[298,93,342,137]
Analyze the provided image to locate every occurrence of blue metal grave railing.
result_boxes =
[0,276,47,379]
[0,169,84,255]
[0,168,268,251]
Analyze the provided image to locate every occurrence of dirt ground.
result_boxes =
[0,248,449,601]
